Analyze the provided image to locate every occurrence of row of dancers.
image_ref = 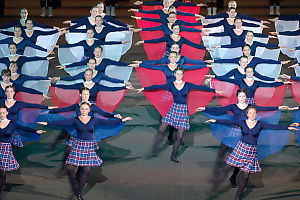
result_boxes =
[0,0,300,199]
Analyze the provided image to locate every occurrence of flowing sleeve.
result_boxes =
[142,57,166,64]
[177,10,196,17]
[33,21,54,29]
[206,104,234,113]
[93,117,122,125]
[182,38,206,49]
[104,15,127,27]
[142,1,162,6]
[260,121,288,130]
[14,84,43,95]
[216,69,237,78]
[181,64,207,70]
[174,1,197,7]
[236,13,261,22]
[0,38,11,44]
[214,57,239,64]
[21,56,47,63]
[138,9,161,15]
[144,35,166,44]
[144,83,170,91]
[215,119,240,126]
[180,26,202,33]
[214,76,238,85]
[256,80,283,88]
[204,20,224,28]
[290,76,300,82]
[221,42,243,48]
[99,73,124,83]
[256,105,278,111]
[59,41,84,48]
[242,21,260,27]
[19,101,48,109]
[205,12,228,19]
[279,14,300,21]
[0,30,14,36]
[140,17,163,23]
[48,118,75,126]
[96,84,126,92]
[49,104,77,113]
[253,71,275,81]
[182,57,205,65]
[140,63,165,71]
[36,30,59,36]
[15,123,36,132]
[253,32,268,38]
[141,25,163,32]
[254,57,280,64]
[20,74,49,81]
[178,20,202,27]
[60,73,84,81]
[66,60,87,68]
[92,105,115,118]
[253,41,279,48]
[51,83,82,90]
[279,29,300,36]
[186,82,215,92]
[24,40,48,52]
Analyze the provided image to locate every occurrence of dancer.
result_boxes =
[136,67,220,163]
[133,0,205,8]
[206,106,297,200]
[38,102,132,200]
[196,89,288,187]
[0,104,45,196]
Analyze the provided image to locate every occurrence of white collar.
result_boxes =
[0,118,8,122]
[175,80,182,83]
[85,80,93,84]
[171,34,179,37]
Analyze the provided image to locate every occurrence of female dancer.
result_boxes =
[136,67,221,163]
[213,30,285,56]
[133,0,205,8]
[210,66,288,105]
[38,102,132,200]
[196,89,288,187]
[0,43,54,74]
[206,106,298,200]
[0,104,45,196]
[135,23,208,53]
[0,26,54,55]
[206,44,290,69]
[63,6,98,29]
[49,69,133,102]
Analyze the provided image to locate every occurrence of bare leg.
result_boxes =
[235,172,250,200]
[170,129,184,163]
[150,124,169,154]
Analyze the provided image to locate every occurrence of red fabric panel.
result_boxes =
[181,43,206,60]
[177,6,200,15]
[15,92,44,104]
[50,87,81,107]
[141,5,163,11]
[289,81,300,105]
[211,79,239,106]
[96,90,127,113]
[254,85,286,107]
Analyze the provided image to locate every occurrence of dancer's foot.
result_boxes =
[166,137,174,145]
[229,177,237,188]
[76,194,84,200]
[170,156,180,163]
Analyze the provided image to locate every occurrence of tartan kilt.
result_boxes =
[66,138,102,167]
[246,97,255,105]
[162,103,189,130]
[65,136,75,147]
[0,142,19,171]
[11,132,23,148]
[226,141,261,173]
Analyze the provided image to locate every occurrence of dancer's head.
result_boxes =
[244,66,254,78]
[239,56,248,69]
[96,2,104,14]
[171,23,180,35]
[228,7,236,18]
[168,51,178,64]
[93,46,103,58]
[236,89,247,104]
[87,58,96,70]
[9,61,18,73]
[168,12,177,23]
[5,85,15,100]
[174,67,184,81]
[80,102,91,117]
[163,0,171,8]
[234,18,242,29]
[246,106,257,121]
[0,105,8,120]
[25,18,34,30]
[84,69,93,82]
[168,6,176,13]
[170,43,180,53]
[86,27,95,39]
[14,26,22,37]
[242,44,251,57]
[1,69,11,84]
[80,87,90,102]
[246,31,254,42]
[9,43,17,55]
[228,1,237,9]
[95,15,103,27]
[20,8,28,19]
[90,6,98,18]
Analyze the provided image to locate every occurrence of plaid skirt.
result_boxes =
[246,97,255,105]
[226,141,261,173]
[66,138,102,167]
[11,132,23,148]
[65,136,75,147]
[162,103,189,130]
[0,142,19,171]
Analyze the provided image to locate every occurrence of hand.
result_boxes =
[205,78,211,85]
[47,56,55,60]
[283,81,292,85]
[196,15,205,20]
[44,84,51,87]
[48,106,58,109]
[205,59,214,63]
[56,65,66,69]
[131,16,141,20]
[126,85,135,90]
[261,20,270,24]
[128,8,138,12]
[205,74,215,78]
[197,3,206,6]
[36,130,46,134]
[287,48,296,52]
[269,31,279,35]
[288,127,299,131]
[278,106,289,110]
[54,45,59,48]
[274,78,282,82]
[215,90,223,95]
[37,122,48,126]
[47,50,55,55]
[53,26,60,30]
[279,74,290,79]
[205,119,216,123]
[278,44,287,48]
[133,28,142,33]
[208,65,216,68]
[124,81,132,86]
[127,25,134,28]
[288,63,299,68]
[128,63,139,67]
[260,25,269,29]
[201,33,209,36]
[212,45,221,48]
[43,94,51,99]
[114,114,123,119]
[49,77,60,81]
[134,1,143,5]
[135,41,144,45]
[288,107,299,111]
[268,35,277,39]
[63,20,71,24]
[132,61,142,64]
[268,17,279,22]
[136,88,144,93]
[195,107,205,112]
[281,60,291,65]
[122,41,130,44]
[122,117,132,122]
[206,48,213,52]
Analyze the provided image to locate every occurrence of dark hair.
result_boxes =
[9,61,18,68]
[5,85,15,92]
[14,26,22,31]
[244,65,254,72]
[96,1,104,6]
[168,51,178,56]
[234,17,242,23]
[87,57,96,64]
[9,43,17,49]
[25,18,33,24]
[236,89,247,97]
[80,87,90,94]
[0,104,8,112]
[228,7,236,12]
[174,67,184,74]
[80,101,91,108]
[86,27,95,33]
[168,12,177,17]
[239,56,248,62]
[91,5,97,11]
[246,105,257,114]
[242,44,251,50]
[95,15,103,20]
[85,68,93,75]
[168,6,176,12]
[20,8,27,13]
[171,23,180,30]
[1,69,11,76]
[94,45,103,52]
